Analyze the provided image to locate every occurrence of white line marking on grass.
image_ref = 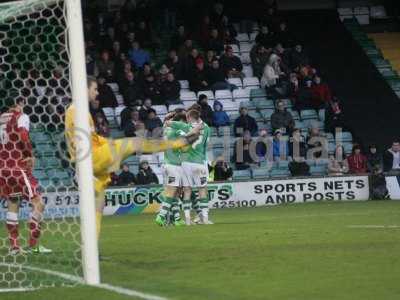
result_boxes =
[347,225,400,229]
[0,288,36,293]
[0,263,168,300]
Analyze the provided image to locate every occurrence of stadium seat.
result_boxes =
[219,99,239,112]
[153,105,168,115]
[250,88,267,100]
[310,165,326,176]
[243,77,260,89]
[197,90,214,100]
[254,98,274,110]
[227,78,243,88]
[140,154,159,165]
[168,103,185,112]
[328,142,336,154]
[109,128,125,139]
[179,80,190,90]
[304,120,324,130]
[248,111,263,122]
[228,44,240,54]
[281,99,293,109]
[239,42,252,53]
[300,109,318,121]
[315,158,330,166]
[236,33,249,42]
[233,88,250,101]
[340,132,353,143]
[294,120,306,131]
[215,89,233,100]
[115,105,126,127]
[183,100,196,109]
[249,32,258,41]
[30,132,51,143]
[325,133,335,143]
[240,100,257,110]
[33,169,47,180]
[318,109,325,122]
[252,168,270,179]
[240,52,251,65]
[233,169,251,180]
[180,90,197,101]
[107,83,119,93]
[261,109,274,121]
[102,107,115,123]
[289,110,300,121]
[278,160,289,169]
[270,168,290,178]
[242,65,254,77]
[343,142,353,154]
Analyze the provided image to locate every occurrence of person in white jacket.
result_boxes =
[261,54,286,98]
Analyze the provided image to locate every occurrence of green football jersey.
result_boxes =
[164,121,191,166]
[181,122,210,165]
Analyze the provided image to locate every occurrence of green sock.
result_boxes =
[159,196,174,218]
[171,199,181,221]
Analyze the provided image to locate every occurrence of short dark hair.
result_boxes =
[87,76,97,88]
[199,94,208,101]
[173,111,187,122]
[187,109,201,120]
[148,108,156,115]
[189,103,202,112]
[393,139,400,144]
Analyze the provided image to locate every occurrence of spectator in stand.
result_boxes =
[261,53,286,99]
[306,125,324,159]
[135,20,154,49]
[144,109,163,137]
[139,98,153,121]
[199,15,211,47]
[207,59,236,91]
[256,128,269,161]
[205,50,217,69]
[288,128,307,159]
[189,58,210,93]
[97,75,118,108]
[110,172,119,187]
[272,129,288,161]
[94,113,110,137]
[220,15,238,44]
[255,25,276,50]
[347,144,368,174]
[295,79,313,111]
[186,48,202,76]
[165,49,186,80]
[271,100,294,135]
[251,45,270,79]
[288,73,300,103]
[143,74,162,104]
[325,97,348,134]
[161,72,181,105]
[158,64,170,84]
[128,41,150,69]
[212,100,230,128]
[210,156,233,181]
[289,156,310,176]
[178,38,194,61]
[232,131,256,170]
[383,140,400,172]
[197,94,214,126]
[136,160,159,185]
[111,40,122,60]
[207,28,225,56]
[290,44,309,70]
[274,43,291,74]
[123,109,144,137]
[171,25,189,50]
[234,107,258,137]
[311,75,332,109]
[220,46,243,78]
[120,71,143,107]
[95,50,115,81]
[137,63,155,86]
[366,144,382,172]
[275,21,295,48]
[222,27,238,46]
[118,163,136,186]
[328,145,349,175]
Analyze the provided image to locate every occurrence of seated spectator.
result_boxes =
[271,99,294,135]
[137,63,155,86]
[186,48,202,75]
[287,73,300,102]
[158,64,170,84]
[123,109,144,137]
[139,98,153,121]
[295,79,313,111]
[255,25,276,49]
[272,129,288,161]
[110,172,119,187]
[95,50,115,81]
[189,58,210,93]
[165,49,186,80]
[170,25,189,50]
[120,71,143,107]
[207,28,225,56]
[250,45,270,79]
[328,146,349,175]
[347,144,368,174]
[220,46,243,78]
[222,27,238,46]
[307,125,324,159]
[207,59,235,91]
[275,21,295,48]
[288,128,307,159]
[289,156,310,176]
[211,156,233,181]
[273,44,291,74]
[311,75,332,109]
[261,54,286,99]
[212,100,230,128]
[234,107,258,137]
[197,94,214,126]
[256,128,269,161]
[199,15,211,48]
[136,160,159,185]
[366,144,382,172]
[204,50,217,69]
[325,97,348,134]
[232,131,256,170]
[144,109,163,137]
[143,75,162,104]
[97,75,118,108]
[383,140,400,172]
[94,113,110,137]
[118,163,136,186]
[178,38,194,61]
[161,72,181,105]
[128,41,150,69]
[136,20,156,49]
[290,44,309,70]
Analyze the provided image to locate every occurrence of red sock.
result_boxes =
[6,212,19,249]
[28,217,41,248]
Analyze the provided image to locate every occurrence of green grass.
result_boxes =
[3,201,400,300]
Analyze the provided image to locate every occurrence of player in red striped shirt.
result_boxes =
[0,98,51,255]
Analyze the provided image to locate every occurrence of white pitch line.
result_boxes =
[0,287,36,293]
[347,225,400,229]
[0,263,168,300]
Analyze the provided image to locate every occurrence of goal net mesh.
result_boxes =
[0,0,82,289]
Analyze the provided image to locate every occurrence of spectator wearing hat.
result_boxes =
[366,145,382,172]
[118,163,136,186]
[197,94,214,126]
[161,72,181,105]
[144,109,163,137]
[234,107,258,137]
[212,100,230,128]
[271,99,294,135]
[383,140,400,172]
[136,161,159,185]
[220,45,243,78]
[97,75,118,108]
[189,57,210,93]
[347,145,368,174]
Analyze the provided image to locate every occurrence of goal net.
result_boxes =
[0,0,97,291]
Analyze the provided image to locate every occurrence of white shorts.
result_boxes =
[163,164,183,187]
[181,162,208,188]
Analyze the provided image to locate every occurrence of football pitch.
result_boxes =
[4,200,400,300]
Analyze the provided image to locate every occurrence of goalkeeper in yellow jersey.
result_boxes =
[65,76,201,239]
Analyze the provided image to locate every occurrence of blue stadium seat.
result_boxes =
[318,109,325,122]
[310,165,327,176]
[278,160,289,169]
[252,168,270,179]
[250,88,267,100]
[300,109,318,121]
[233,169,251,180]
[341,132,353,143]
[343,142,353,154]
[254,98,274,110]
[261,109,274,121]
[270,168,290,178]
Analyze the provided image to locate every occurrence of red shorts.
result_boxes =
[0,168,40,201]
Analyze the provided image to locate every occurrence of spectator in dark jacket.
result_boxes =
[143,75,162,104]
[123,109,144,137]
[255,25,276,49]
[366,144,382,172]
[144,109,163,137]
[295,79,313,111]
[289,156,310,176]
[120,71,143,107]
[383,140,400,172]
[347,145,368,174]
[290,44,309,70]
[207,28,225,55]
[250,45,270,79]
[220,45,243,78]
[89,99,107,122]
[212,156,233,181]
[118,164,136,186]
[136,161,159,185]
[234,107,258,137]
[288,128,307,159]
[232,131,256,170]
[197,94,214,126]
[212,100,230,127]
[97,75,118,108]
[161,72,181,105]
[165,49,186,80]
[325,97,349,134]
[139,98,153,121]
[255,128,269,160]
[310,75,332,109]
[207,59,233,91]
[271,100,294,134]
[189,58,210,93]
